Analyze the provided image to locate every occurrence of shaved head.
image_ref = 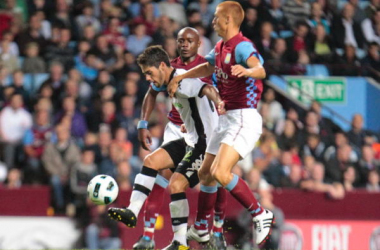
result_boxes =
[178,27,200,38]
[218,1,245,27]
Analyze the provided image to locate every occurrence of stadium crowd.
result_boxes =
[0,0,380,248]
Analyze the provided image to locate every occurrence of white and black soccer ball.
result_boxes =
[87,175,119,205]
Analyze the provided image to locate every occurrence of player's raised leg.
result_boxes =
[108,148,174,228]
[211,143,274,246]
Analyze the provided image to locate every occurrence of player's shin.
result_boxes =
[213,185,227,234]
[128,166,158,217]
[225,174,263,217]
[194,185,218,232]
[143,175,168,239]
[170,192,189,246]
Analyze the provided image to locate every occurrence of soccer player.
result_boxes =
[132,27,228,250]
[108,45,225,250]
[168,1,275,246]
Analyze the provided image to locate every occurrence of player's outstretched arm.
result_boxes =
[168,62,215,97]
[138,88,159,151]
[200,85,226,115]
[231,56,266,79]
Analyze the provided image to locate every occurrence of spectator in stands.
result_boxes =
[252,132,281,175]
[260,88,285,130]
[300,162,345,199]
[23,110,54,184]
[116,161,132,191]
[0,93,32,169]
[75,2,101,36]
[277,119,299,150]
[331,3,365,49]
[55,96,87,141]
[366,169,380,192]
[283,0,310,28]
[15,14,47,57]
[5,168,22,189]
[34,10,52,40]
[325,143,358,183]
[362,9,380,45]
[0,39,19,73]
[158,0,187,27]
[347,114,377,149]
[68,68,92,105]
[264,150,293,187]
[255,22,276,60]
[365,0,380,19]
[150,15,176,46]
[22,42,46,73]
[188,0,214,28]
[116,95,139,143]
[342,166,357,191]
[42,125,80,212]
[11,70,30,108]
[358,145,380,184]
[348,0,366,23]
[126,23,152,56]
[82,25,97,46]
[112,127,133,159]
[302,133,326,162]
[44,28,75,72]
[240,7,260,42]
[310,101,341,137]
[40,61,65,103]
[333,44,361,76]
[85,205,121,250]
[0,30,19,56]
[103,17,126,51]
[362,42,380,82]
[89,35,117,69]
[308,2,330,34]
[50,0,79,40]
[310,24,335,63]
[70,148,97,214]
[88,100,119,133]
[267,0,290,34]
[265,38,293,74]
[133,2,158,37]
[298,110,326,146]
[285,21,313,64]
[163,37,177,59]
[324,132,358,162]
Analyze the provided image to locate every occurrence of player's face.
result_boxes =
[177,30,200,59]
[140,64,165,87]
[212,7,227,36]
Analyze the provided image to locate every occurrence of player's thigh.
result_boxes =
[158,138,187,170]
[174,146,206,189]
[144,148,175,170]
[211,143,241,177]
[169,172,190,194]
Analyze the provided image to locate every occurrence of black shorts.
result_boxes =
[161,138,206,188]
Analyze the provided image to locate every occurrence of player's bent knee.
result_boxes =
[169,174,189,194]
[211,166,228,186]
[198,166,211,181]
[143,154,158,170]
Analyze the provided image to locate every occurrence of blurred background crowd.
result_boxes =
[0,0,379,248]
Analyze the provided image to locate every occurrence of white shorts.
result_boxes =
[206,109,262,159]
[162,121,185,145]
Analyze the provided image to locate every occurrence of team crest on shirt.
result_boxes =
[224,53,231,64]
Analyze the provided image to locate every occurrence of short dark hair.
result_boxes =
[137,45,170,68]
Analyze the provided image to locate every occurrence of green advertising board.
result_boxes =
[285,77,346,104]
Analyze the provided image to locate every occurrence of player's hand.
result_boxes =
[168,75,182,98]
[138,128,152,151]
[218,101,226,115]
[180,124,187,133]
[231,65,249,78]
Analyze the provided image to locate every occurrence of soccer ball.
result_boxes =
[87,175,119,205]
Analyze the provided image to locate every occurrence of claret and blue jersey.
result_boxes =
[205,32,264,110]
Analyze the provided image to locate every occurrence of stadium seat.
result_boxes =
[33,73,50,92]
[306,64,330,77]
[23,74,33,92]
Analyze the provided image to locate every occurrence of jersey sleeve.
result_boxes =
[235,41,264,67]
[150,82,167,92]
[177,78,206,98]
[205,48,216,66]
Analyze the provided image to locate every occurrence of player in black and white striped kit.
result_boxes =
[108,45,225,250]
